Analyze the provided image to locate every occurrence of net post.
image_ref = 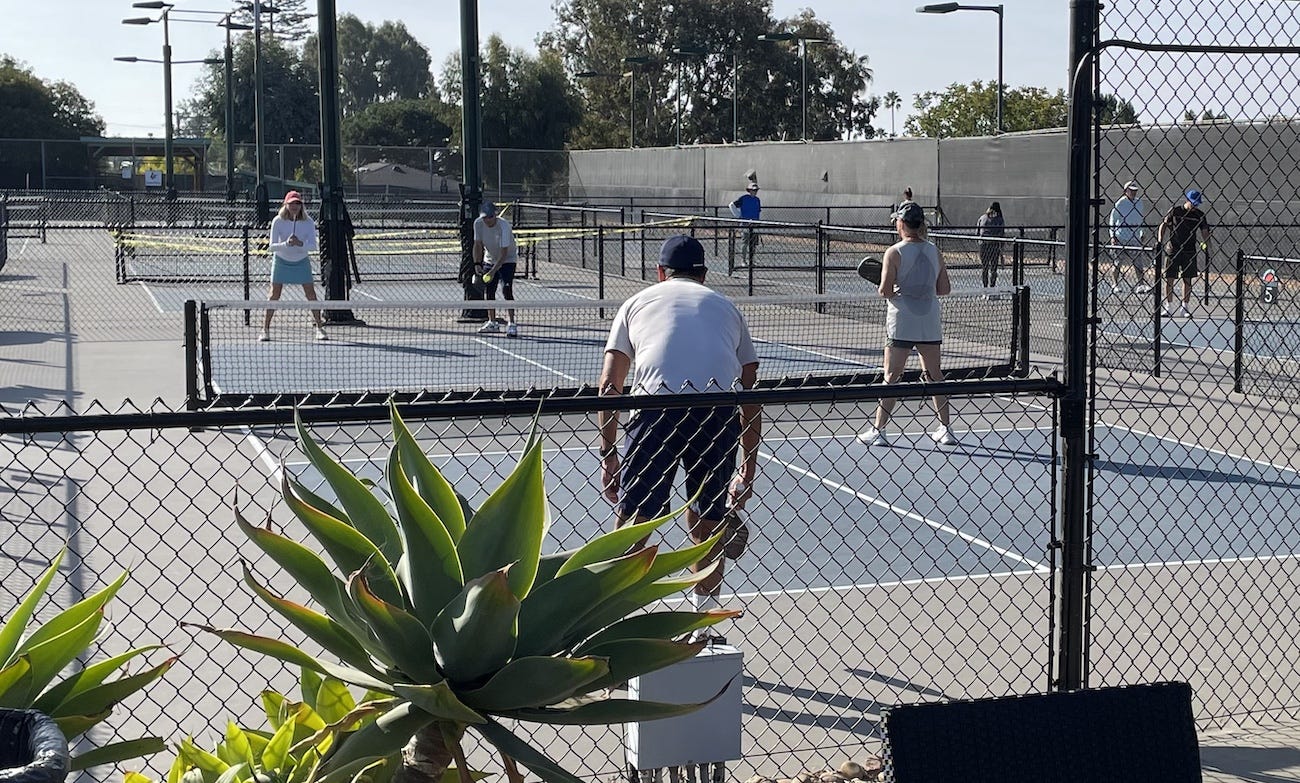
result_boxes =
[184,299,200,411]
[1153,245,1163,378]
[546,207,553,265]
[1202,241,1210,306]
[1233,249,1245,393]
[580,208,589,269]
[1014,285,1031,377]
[815,224,826,313]
[747,234,755,296]
[1013,238,1024,286]
[620,207,628,276]
[242,228,251,325]
[598,227,606,318]
[200,304,214,404]
[0,195,7,274]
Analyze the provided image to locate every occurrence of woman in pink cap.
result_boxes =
[260,190,326,342]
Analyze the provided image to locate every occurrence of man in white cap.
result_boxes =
[1108,179,1149,295]
[729,181,762,271]
[473,201,519,337]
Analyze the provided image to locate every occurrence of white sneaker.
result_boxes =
[257,330,270,342]
[1163,302,1175,317]
[477,321,501,334]
[856,427,890,447]
[931,425,959,447]
[314,326,328,341]
[1135,283,1151,295]
[1179,304,1191,318]
[506,322,519,338]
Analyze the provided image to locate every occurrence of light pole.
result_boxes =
[219,17,254,202]
[576,70,635,147]
[123,4,176,196]
[758,32,826,141]
[917,3,1004,133]
[242,1,280,224]
[670,47,706,147]
[622,56,651,148]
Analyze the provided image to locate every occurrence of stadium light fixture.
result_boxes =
[758,32,827,140]
[121,7,177,196]
[916,4,1004,133]
[670,47,709,147]
[621,56,652,148]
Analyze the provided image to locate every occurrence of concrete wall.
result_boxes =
[568,121,1300,228]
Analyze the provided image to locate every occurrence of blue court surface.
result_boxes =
[1101,314,1300,358]
[243,420,1300,597]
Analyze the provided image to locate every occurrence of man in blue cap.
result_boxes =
[1158,189,1211,317]
[473,201,520,337]
[596,235,762,638]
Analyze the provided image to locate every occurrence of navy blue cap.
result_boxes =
[659,235,707,270]
[481,201,499,216]
[1186,189,1203,207]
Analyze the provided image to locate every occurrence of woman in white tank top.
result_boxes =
[858,202,958,447]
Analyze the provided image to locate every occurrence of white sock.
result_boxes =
[693,593,720,612]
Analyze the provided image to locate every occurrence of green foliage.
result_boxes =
[1182,107,1229,123]
[303,16,434,117]
[342,100,453,148]
[0,56,104,139]
[230,0,315,45]
[198,405,736,783]
[1098,93,1139,125]
[0,549,174,771]
[179,36,320,143]
[906,80,1068,137]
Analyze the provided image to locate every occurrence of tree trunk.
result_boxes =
[394,721,462,783]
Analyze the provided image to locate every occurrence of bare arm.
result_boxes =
[597,350,632,504]
[731,362,762,509]
[878,246,900,298]
[936,249,952,296]
[473,240,485,268]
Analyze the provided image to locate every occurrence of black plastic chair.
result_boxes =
[0,710,69,783]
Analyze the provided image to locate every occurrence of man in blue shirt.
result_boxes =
[728,182,762,271]
[1108,180,1148,295]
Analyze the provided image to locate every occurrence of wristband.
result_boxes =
[599,445,617,458]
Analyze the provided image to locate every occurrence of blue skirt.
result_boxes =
[271,255,315,285]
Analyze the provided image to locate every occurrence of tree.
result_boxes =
[1183,108,1229,123]
[230,0,314,44]
[883,91,901,137]
[303,15,433,116]
[905,80,1067,137]
[1098,92,1138,125]
[342,99,454,147]
[0,56,104,138]
[179,35,319,144]
[546,0,876,147]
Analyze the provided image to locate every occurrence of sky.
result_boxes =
[0,0,1068,138]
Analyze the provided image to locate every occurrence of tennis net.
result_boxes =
[185,287,1031,406]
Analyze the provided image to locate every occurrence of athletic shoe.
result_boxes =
[477,321,501,334]
[1111,283,1127,296]
[1163,302,1175,317]
[506,322,519,338]
[314,326,328,341]
[688,627,727,646]
[1135,283,1151,294]
[931,425,959,447]
[1179,304,1191,318]
[856,427,890,447]
[257,330,270,342]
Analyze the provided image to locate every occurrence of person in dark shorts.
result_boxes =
[473,201,520,337]
[1158,189,1211,317]
[597,235,762,640]
[976,201,1006,288]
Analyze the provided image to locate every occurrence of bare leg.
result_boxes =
[688,509,723,597]
[263,283,284,330]
[914,344,949,427]
[303,284,323,327]
[874,345,911,430]
[1181,278,1193,305]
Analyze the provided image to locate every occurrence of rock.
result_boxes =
[744,777,775,783]
[817,771,846,783]
[858,757,884,781]
[837,761,865,780]
[794,772,819,783]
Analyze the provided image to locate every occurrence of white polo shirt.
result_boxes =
[605,278,758,395]
[473,215,517,265]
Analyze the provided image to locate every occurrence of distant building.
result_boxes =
[354,160,458,194]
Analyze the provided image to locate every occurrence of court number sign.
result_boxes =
[1261,268,1280,304]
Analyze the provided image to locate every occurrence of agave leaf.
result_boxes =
[183,625,393,693]
[34,644,162,714]
[500,684,731,725]
[570,544,724,641]
[223,722,256,768]
[391,404,465,542]
[471,720,585,783]
[580,638,706,692]
[313,757,387,783]
[52,655,177,720]
[243,564,385,678]
[301,669,325,712]
[289,476,347,522]
[17,569,123,659]
[234,509,374,646]
[514,549,656,658]
[165,748,187,783]
[554,511,679,578]
[347,576,442,684]
[429,571,519,684]
[212,762,249,783]
[179,738,229,778]
[53,709,111,737]
[319,702,434,773]
[262,719,295,771]
[0,549,63,667]
[313,677,358,726]
[295,413,403,564]
[575,610,740,655]
[280,473,404,607]
[392,683,485,724]
[263,690,288,729]
[385,448,464,627]
[0,656,32,705]
[643,532,725,582]
[532,551,573,588]
[458,657,608,712]
[291,700,394,756]
[457,439,548,598]
[67,737,166,771]
[287,747,321,783]
[125,771,155,783]
[16,608,104,703]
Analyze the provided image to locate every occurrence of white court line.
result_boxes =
[757,449,1049,572]
[1098,421,1300,476]
[471,337,582,384]
[1099,552,1300,572]
[753,336,876,369]
[353,289,384,301]
[242,428,284,485]
[137,281,168,315]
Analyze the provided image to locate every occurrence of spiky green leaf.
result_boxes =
[262,719,295,772]
[314,757,387,783]
[0,657,32,706]
[515,549,656,658]
[67,737,166,771]
[347,576,442,683]
[391,404,465,542]
[392,682,485,724]
[18,570,124,655]
[385,448,463,626]
[457,439,547,597]
[34,644,162,714]
[52,710,111,737]
[178,738,229,775]
[500,689,728,725]
[581,638,706,691]
[312,678,358,726]
[183,625,392,693]
[263,690,288,729]
[53,655,177,719]
[472,720,584,783]
[458,657,608,712]
[319,703,434,773]
[14,608,104,704]
[301,669,325,712]
[212,763,249,783]
[295,413,403,563]
[222,721,256,768]
[0,549,63,667]
[289,476,347,522]
[428,571,519,684]
[571,542,724,639]
[554,513,677,578]
[575,611,740,654]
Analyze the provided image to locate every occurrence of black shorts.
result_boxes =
[1164,254,1198,280]
[483,262,517,298]
[887,339,942,350]
[618,406,740,523]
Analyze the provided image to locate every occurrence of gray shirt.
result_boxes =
[886,240,942,343]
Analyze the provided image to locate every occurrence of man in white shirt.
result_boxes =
[473,202,519,337]
[1108,180,1149,295]
[597,235,762,638]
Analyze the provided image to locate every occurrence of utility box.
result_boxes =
[626,644,743,771]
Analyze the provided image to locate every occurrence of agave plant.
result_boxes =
[123,669,476,783]
[1,548,176,770]
[187,406,736,783]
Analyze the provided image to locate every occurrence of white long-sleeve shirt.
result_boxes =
[268,215,318,261]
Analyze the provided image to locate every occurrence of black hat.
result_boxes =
[894,201,925,224]
[659,235,707,270]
